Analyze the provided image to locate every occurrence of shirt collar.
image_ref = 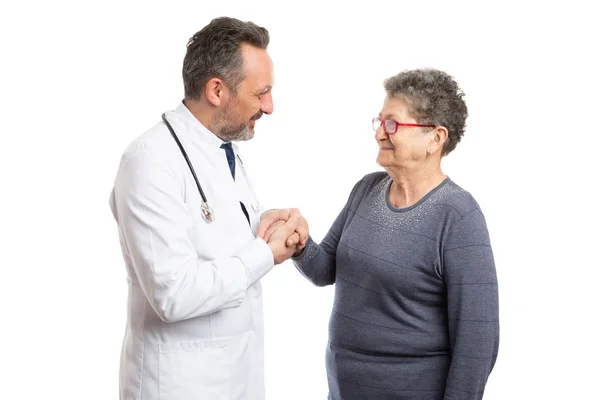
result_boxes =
[166,101,236,153]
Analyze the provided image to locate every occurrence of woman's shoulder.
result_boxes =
[337,171,389,208]
[350,171,389,197]
[442,179,484,218]
[361,171,389,186]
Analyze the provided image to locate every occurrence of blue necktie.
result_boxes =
[221,142,250,225]
[220,142,236,180]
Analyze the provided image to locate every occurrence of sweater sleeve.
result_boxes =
[442,209,499,400]
[292,179,362,286]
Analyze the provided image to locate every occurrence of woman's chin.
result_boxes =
[376,152,393,167]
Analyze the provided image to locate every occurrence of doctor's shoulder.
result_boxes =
[116,121,183,180]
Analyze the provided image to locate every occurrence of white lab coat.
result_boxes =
[109,102,275,400]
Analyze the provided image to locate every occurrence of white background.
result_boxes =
[1,0,599,399]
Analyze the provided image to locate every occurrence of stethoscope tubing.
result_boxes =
[161,113,209,204]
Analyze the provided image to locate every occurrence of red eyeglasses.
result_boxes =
[372,117,436,134]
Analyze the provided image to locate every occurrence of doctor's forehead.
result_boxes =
[240,44,274,88]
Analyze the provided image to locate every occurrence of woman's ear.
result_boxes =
[430,126,449,154]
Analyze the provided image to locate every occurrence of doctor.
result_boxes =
[109,17,308,400]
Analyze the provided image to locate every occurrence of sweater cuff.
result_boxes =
[291,236,316,262]
[236,238,275,287]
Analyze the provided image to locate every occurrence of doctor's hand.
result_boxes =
[257,208,309,248]
[265,209,303,264]
[264,217,308,259]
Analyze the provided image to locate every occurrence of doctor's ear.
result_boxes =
[204,78,226,106]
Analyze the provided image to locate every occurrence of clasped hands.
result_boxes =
[257,209,309,264]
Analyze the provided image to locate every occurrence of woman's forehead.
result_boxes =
[381,96,412,118]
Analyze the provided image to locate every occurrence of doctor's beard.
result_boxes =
[213,108,263,142]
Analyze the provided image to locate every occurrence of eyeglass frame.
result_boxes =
[372,116,437,134]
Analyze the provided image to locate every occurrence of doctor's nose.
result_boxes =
[260,92,273,115]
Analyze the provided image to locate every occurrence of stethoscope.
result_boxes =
[161,113,259,224]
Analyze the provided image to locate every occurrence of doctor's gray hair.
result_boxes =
[182,17,270,100]
[384,68,468,156]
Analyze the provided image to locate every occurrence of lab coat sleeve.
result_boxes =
[112,150,274,323]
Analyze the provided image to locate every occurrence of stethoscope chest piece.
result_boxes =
[201,202,215,223]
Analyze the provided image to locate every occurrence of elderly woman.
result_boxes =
[278,69,499,399]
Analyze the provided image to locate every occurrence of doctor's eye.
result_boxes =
[256,88,271,99]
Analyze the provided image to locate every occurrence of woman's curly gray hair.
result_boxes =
[384,68,468,155]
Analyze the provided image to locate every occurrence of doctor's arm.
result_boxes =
[112,151,279,323]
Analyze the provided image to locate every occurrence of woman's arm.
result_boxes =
[291,206,347,286]
[292,180,363,287]
[443,209,500,400]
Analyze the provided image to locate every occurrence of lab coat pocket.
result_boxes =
[158,338,231,400]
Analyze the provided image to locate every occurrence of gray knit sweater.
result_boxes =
[292,172,499,400]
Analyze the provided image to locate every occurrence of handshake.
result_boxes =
[256,209,309,265]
